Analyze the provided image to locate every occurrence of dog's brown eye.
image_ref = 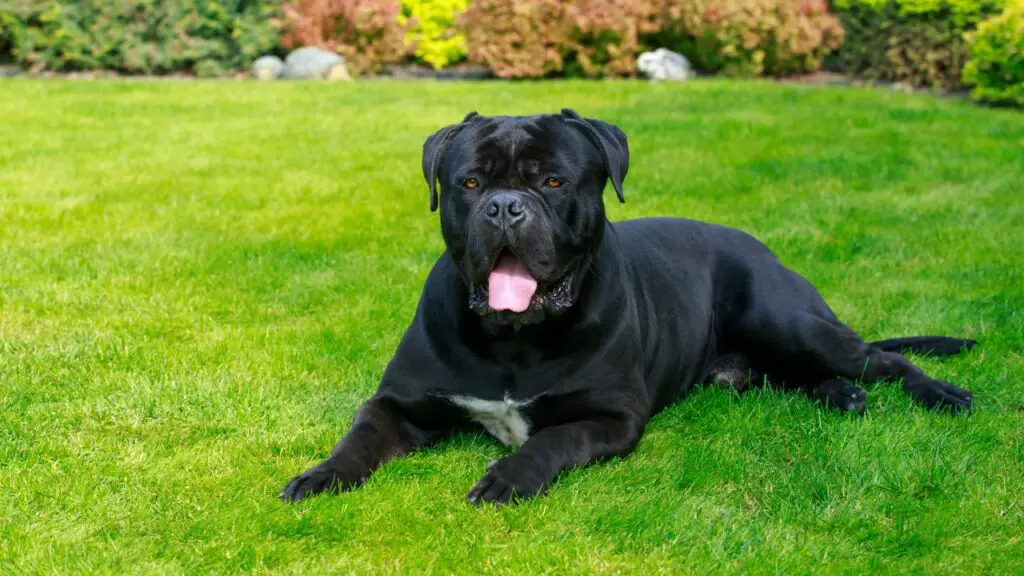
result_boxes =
[544,177,563,188]
[464,178,479,189]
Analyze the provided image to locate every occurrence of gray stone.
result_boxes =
[637,48,694,82]
[324,62,351,82]
[251,55,284,80]
[281,47,350,81]
[889,81,915,93]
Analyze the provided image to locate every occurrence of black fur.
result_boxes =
[280,111,976,505]
[870,336,976,356]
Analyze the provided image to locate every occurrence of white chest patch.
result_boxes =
[448,394,534,447]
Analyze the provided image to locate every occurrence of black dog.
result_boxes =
[280,110,974,504]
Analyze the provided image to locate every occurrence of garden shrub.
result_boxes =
[563,0,661,78]
[962,0,1024,105]
[0,0,283,76]
[649,0,844,76]
[460,0,843,79]
[459,0,654,78]
[831,0,1006,89]
[279,0,408,75]
[398,0,469,70]
[0,7,15,62]
[460,0,570,78]
[460,0,663,78]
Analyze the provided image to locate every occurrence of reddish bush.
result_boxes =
[650,0,845,76]
[460,0,657,78]
[564,0,662,77]
[461,0,844,78]
[280,0,409,74]
[459,0,570,78]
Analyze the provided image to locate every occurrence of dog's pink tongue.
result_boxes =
[488,253,537,313]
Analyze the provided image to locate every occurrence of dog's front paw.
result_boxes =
[466,458,548,505]
[280,462,359,503]
[814,379,867,414]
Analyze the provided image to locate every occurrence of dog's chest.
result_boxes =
[448,394,535,446]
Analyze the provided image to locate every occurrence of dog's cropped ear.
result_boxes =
[422,112,479,212]
[560,108,629,203]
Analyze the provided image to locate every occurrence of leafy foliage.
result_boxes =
[279,0,408,75]
[831,0,1006,89]
[650,0,844,77]
[0,0,283,76]
[398,0,469,70]
[460,0,569,78]
[563,0,662,78]
[963,0,1024,105]
[461,0,843,79]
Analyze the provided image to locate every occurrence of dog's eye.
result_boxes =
[544,177,563,189]
[463,178,479,189]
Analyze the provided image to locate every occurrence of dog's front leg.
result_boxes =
[467,412,645,504]
[280,396,438,502]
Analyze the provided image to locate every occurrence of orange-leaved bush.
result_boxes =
[460,0,844,78]
[460,0,570,78]
[563,0,662,77]
[460,0,661,78]
[280,0,409,75]
[650,0,845,76]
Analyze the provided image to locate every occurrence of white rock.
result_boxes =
[637,48,694,82]
[251,55,284,80]
[282,47,350,81]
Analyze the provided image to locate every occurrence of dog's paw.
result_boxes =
[466,458,548,505]
[814,379,867,414]
[279,462,356,503]
[905,378,973,414]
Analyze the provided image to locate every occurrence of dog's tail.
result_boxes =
[869,336,976,357]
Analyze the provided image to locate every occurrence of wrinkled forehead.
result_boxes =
[446,116,585,175]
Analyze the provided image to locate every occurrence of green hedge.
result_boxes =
[1,0,1019,100]
[831,0,1006,89]
[2,0,845,78]
[0,0,283,76]
[963,0,1024,105]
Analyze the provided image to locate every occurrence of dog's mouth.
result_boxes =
[486,250,538,313]
[468,249,575,318]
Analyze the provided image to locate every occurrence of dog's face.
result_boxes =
[422,109,629,328]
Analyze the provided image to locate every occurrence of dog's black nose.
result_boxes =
[485,193,527,227]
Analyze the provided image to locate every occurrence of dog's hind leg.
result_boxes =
[705,353,761,393]
[708,353,869,414]
[751,312,973,413]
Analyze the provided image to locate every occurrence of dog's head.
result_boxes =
[422,109,629,328]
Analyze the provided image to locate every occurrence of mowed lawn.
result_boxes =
[1,79,1022,574]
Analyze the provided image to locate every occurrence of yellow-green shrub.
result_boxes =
[963,0,1024,105]
[399,0,469,70]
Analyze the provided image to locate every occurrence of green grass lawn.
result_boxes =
[1,79,1022,574]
